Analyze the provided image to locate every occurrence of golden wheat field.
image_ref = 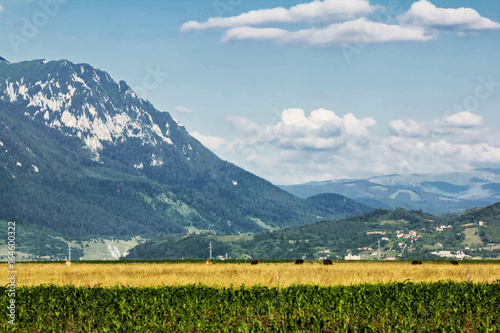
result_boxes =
[7,261,500,288]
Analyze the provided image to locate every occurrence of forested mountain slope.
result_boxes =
[0,58,366,240]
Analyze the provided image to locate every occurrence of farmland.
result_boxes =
[8,261,500,287]
[2,261,499,331]
[1,282,499,332]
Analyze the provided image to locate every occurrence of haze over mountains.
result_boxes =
[280,169,500,215]
[0,58,368,242]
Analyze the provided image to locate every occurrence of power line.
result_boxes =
[378,239,380,260]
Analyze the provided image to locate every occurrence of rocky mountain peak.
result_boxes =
[0,59,183,161]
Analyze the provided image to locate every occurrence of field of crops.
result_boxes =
[1,282,499,332]
[3,261,499,331]
[10,260,500,287]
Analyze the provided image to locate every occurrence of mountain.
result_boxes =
[279,170,500,215]
[306,193,372,217]
[368,170,500,200]
[0,59,366,242]
[127,203,500,260]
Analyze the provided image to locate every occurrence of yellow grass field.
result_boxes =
[7,261,500,288]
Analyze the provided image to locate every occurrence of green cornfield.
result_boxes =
[1,281,499,332]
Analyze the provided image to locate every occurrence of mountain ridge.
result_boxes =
[280,169,500,215]
[0,58,368,240]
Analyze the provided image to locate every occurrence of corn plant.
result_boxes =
[1,281,499,332]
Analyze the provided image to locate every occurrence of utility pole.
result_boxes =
[209,242,212,259]
[68,243,71,261]
[378,239,381,260]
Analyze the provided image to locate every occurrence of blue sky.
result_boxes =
[1,0,500,184]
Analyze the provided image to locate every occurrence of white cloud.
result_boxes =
[426,141,500,163]
[190,131,227,151]
[249,138,500,184]
[181,0,379,31]
[226,116,260,133]
[182,0,499,47]
[398,0,500,31]
[343,112,376,137]
[175,106,193,113]
[193,109,499,184]
[223,18,431,45]
[0,4,4,12]
[443,110,483,127]
[389,119,428,137]
[390,111,484,138]
[224,108,375,151]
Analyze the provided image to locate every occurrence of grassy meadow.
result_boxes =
[8,260,500,288]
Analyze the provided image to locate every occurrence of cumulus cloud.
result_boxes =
[223,18,431,46]
[190,131,227,151]
[443,110,483,127]
[373,111,498,181]
[182,0,499,47]
[181,0,378,31]
[398,0,500,31]
[390,111,484,138]
[389,119,428,137]
[426,141,500,164]
[193,109,499,184]
[224,108,375,151]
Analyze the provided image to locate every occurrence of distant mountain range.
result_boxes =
[280,169,500,215]
[0,58,369,242]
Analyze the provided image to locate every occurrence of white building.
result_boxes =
[431,250,465,259]
[345,253,361,260]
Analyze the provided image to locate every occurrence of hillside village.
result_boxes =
[312,218,497,261]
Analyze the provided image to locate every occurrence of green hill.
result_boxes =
[448,202,500,243]
[127,204,500,260]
